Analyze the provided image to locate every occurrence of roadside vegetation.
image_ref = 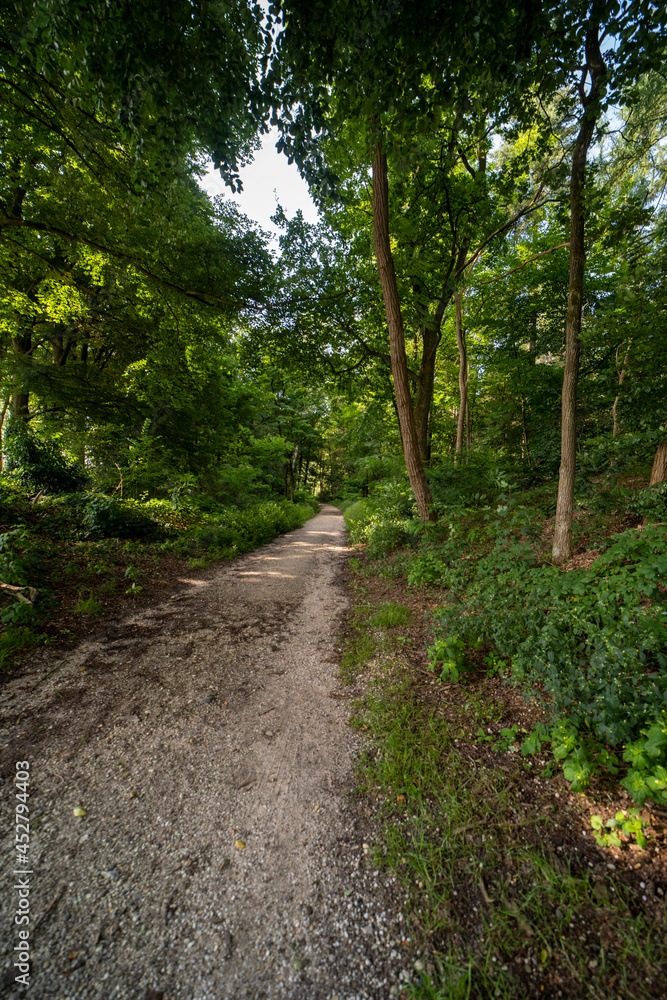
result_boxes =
[338,465,666,999]
[0,471,316,670]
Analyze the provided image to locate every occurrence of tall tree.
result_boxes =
[274,0,548,519]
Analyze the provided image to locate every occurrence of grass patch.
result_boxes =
[73,595,104,615]
[370,601,414,628]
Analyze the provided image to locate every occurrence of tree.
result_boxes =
[274,0,550,518]
[548,1,667,563]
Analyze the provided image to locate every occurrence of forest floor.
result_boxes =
[0,506,410,1000]
[340,537,667,1000]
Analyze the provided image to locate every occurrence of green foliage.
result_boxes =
[4,423,85,495]
[627,481,667,521]
[73,595,104,615]
[73,494,163,540]
[342,480,415,559]
[590,809,647,849]
[171,500,315,562]
[0,528,44,586]
[361,488,667,804]
[369,602,414,628]
[427,635,466,682]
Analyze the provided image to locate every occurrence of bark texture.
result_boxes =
[612,341,631,437]
[649,424,667,485]
[552,25,606,565]
[414,326,439,464]
[372,141,435,521]
[11,329,31,421]
[454,288,468,458]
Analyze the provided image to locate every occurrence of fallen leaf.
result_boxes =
[235,839,245,850]
[73,806,87,818]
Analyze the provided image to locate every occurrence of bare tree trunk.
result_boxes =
[455,288,468,460]
[649,422,667,485]
[521,395,530,462]
[612,340,631,437]
[552,25,606,565]
[372,140,435,521]
[289,444,298,502]
[0,397,9,472]
[414,326,440,464]
[11,330,31,422]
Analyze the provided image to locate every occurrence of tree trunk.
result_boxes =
[0,397,9,472]
[11,329,31,422]
[289,444,297,502]
[372,140,435,521]
[414,326,440,464]
[649,423,667,485]
[552,25,606,565]
[612,340,631,437]
[455,288,468,459]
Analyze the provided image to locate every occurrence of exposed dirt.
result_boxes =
[0,507,408,1000]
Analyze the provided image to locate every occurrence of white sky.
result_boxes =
[199,126,320,241]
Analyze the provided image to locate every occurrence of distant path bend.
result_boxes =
[0,505,404,1000]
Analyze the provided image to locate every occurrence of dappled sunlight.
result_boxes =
[235,570,297,579]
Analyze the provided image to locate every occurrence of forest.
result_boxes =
[1,1,667,997]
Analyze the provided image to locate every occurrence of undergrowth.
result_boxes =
[341,555,667,1000]
[342,481,667,809]
[0,480,318,670]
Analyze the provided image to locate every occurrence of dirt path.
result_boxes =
[0,506,407,1000]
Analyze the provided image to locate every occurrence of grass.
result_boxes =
[72,595,105,615]
[370,601,414,628]
[342,559,667,1000]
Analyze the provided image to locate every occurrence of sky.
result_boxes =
[199,126,320,241]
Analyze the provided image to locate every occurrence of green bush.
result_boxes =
[4,422,85,494]
[426,517,667,801]
[63,493,164,539]
[172,500,315,561]
[627,481,667,522]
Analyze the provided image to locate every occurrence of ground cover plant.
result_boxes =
[339,534,667,1000]
[341,474,667,809]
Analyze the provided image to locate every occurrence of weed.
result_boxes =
[590,809,648,849]
[73,596,104,615]
[369,602,414,628]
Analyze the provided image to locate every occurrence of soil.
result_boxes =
[0,506,408,1000]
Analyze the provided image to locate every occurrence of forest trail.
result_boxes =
[0,506,405,1000]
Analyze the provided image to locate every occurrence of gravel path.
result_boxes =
[0,506,409,1000]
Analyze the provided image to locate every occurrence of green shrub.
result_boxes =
[4,422,85,494]
[63,493,163,539]
[627,481,667,522]
[426,520,667,800]
[359,495,667,804]
[171,500,315,561]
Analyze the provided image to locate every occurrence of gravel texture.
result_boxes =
[0,506,408,999]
